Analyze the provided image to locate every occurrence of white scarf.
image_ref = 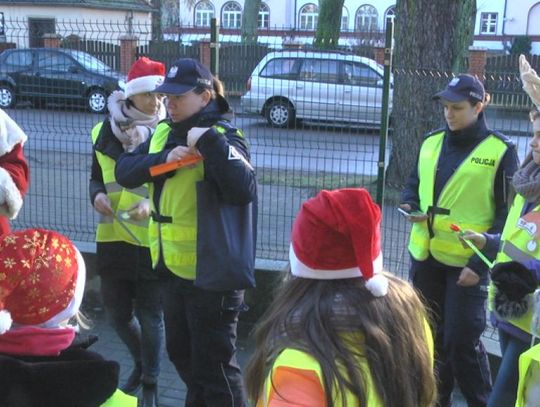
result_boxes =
[107,91,166,152]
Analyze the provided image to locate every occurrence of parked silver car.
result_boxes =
[241,50,393,128]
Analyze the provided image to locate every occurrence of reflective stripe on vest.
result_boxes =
[91,122,149,247]
[258,348,382,407]
[408,132,507,266]
[147,122,204,279]
[515,343,540,407]
[490,194,540,334]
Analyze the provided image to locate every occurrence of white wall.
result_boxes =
[505,0,540,35]
[474,0,506,36]
[2,5,152,48]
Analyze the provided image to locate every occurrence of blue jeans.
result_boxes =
[101,277,165,382]
[163,275,248,407]
[487,329,529,407]
[411,256,492,407]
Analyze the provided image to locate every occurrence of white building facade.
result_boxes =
[173,0,540,53]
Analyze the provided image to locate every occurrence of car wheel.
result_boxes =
[0,85,15,109]
[87,88,107,114]
[266,99,295,128]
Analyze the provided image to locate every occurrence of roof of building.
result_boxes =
[0,0,156,13]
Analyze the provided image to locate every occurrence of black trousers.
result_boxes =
[411,256,492,407]
[163,275,247,407]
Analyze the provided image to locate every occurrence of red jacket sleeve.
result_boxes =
[0,143,29,219]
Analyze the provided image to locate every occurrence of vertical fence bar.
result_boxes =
[375,18,394,206]
[210,18,219,76]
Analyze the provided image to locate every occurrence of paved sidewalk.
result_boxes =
[86,308,254,407]
[86,307,469,407]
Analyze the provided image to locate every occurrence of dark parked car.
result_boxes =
[0,48,125,113]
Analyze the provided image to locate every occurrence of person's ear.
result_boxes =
[201,89,212,105]
[474,101,484,115]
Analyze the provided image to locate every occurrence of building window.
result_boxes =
[355,4,378,31]
[480,12,498,34]
[222,1,242,29]
[258,2,270,29]
[341,7,349,31]
[28,17,56,48]
[384,6,395,29]
[299,3,318,30]
[194,1,214,27]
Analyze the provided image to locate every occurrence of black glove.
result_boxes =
[70,333,99,349]
[491,261,536,319]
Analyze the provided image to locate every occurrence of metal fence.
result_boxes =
[0,17,537,289]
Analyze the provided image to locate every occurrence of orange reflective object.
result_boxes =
[264,366,326,407]
[149,155,203,177]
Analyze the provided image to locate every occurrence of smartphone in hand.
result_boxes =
[397,208,425,218]
[397,207,411,217]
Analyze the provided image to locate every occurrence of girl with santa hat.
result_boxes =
[245,188,436,407]
[89,56,166,407]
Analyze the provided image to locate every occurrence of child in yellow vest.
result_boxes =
[245,188,437,407]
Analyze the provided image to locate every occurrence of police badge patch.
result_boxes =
[168,66,178,78]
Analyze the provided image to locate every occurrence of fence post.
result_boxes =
[468,46,487,81]
[210,17,219,76]
[43,33,62,48]
[376,18,394,207]
[119,34,138,74]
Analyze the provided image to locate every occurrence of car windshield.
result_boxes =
[67,50,112,72]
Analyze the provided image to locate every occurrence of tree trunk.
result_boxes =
[385,0,476,187]
[241,0,262,43]
[151,0,163,41]
[314,0,345,49]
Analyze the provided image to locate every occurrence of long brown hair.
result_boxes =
[245,272,437,407]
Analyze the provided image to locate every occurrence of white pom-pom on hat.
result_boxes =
[365,273,389,297]
[0,310,13,335]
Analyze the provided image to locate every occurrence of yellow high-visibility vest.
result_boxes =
[101,389,137,407]
[258,348,382,407]
[490,194,540,333]
[409,131,508,266]
[258,319,433,407]
[147,121,246,278]
[147,122,203,279]
[515,343,540,407]
[91,122,149,247]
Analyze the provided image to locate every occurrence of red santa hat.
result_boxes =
[0,229,86,334]
[289,188,388,296]
[124,57,165,98]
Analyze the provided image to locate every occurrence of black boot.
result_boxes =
[140,383,159,407]
[120,361,142,394]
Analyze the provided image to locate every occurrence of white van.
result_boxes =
[241,50,393,128]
